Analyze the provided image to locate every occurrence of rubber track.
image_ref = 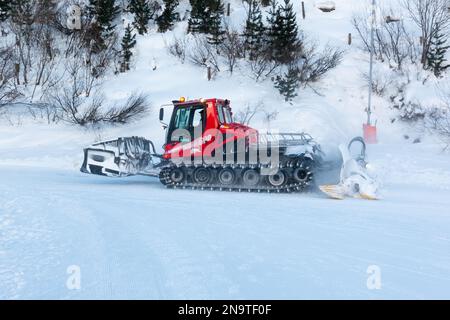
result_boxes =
[159,162,314,194]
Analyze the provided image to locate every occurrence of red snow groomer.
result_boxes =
[81,98,378,198]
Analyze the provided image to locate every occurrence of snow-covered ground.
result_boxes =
[1,0,450,299]
[1,140,450,299]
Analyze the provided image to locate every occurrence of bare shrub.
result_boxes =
[234,102,264,125]
[361,68,395,96]
[427,106,450,137]
[167,35,188,63]
[47,53,149,126]
[298,45,344,84]
[0,46,21,106]
[425,88,450,148]
[50,89,150,126]
[246,51,279,82]
[103,94,150,124]
[218,27,244,74]
[263,109,279,130]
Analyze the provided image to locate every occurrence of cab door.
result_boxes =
[166,105,206,162]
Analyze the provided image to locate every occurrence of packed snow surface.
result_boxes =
[1,125,449,299]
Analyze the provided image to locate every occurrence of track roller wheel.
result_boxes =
[170,167,186,184]
[218,168,236,186]
[193,167,213,185]
[293,167,311,183]
[242,169,260,187]
[267,170,287,187]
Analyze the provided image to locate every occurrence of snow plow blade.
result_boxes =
[320,137,380,200]
[81,137,161,177]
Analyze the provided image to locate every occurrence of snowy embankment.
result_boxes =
[1,0,450,299]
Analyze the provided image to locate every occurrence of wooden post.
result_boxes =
[15,63,20,85]
[207,67,212,81]
[302,2,306,19]
[348,33,352,45]
[226,3,231,16]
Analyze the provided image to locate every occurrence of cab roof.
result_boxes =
[172,98,230,107]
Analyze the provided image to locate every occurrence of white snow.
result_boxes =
[1,0,450,299]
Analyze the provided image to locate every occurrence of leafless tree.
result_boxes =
[187,35,220,73]
[234,102,264,125]
[219,27,244,74]
[352,8,420,70]
[402,0,450,67]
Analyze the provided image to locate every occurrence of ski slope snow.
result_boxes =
[1,137,450,299]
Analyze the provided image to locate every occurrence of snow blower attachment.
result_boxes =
[319,137,379,200]
[81,98,379,198]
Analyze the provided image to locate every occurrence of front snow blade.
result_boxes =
[81,137,161,177]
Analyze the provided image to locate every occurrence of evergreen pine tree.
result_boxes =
[188,0,210,34]
[265,0,301,64]
[0,0,11,21]
[273,67,300,102]
[280,0,300,55]
[427,26,450,77]
[243,0,265,60]
[120,24,137,72]
[128,0,152,35]
[156,0,179,33]
[207,0,225,45]
[265,0,282,60]
[88,0,120,38]
[189,0,224,41]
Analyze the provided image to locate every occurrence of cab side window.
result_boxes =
[217,105,225,124]
[192,108,203,128]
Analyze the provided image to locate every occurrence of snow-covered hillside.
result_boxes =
[1,0,450,299]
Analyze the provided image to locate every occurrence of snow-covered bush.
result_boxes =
[361,67,396,97]
[426,106,450,148]
[166,35,188,63]
[395,99,426,122]
[425,88,450,147]
[390,85,427,122]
